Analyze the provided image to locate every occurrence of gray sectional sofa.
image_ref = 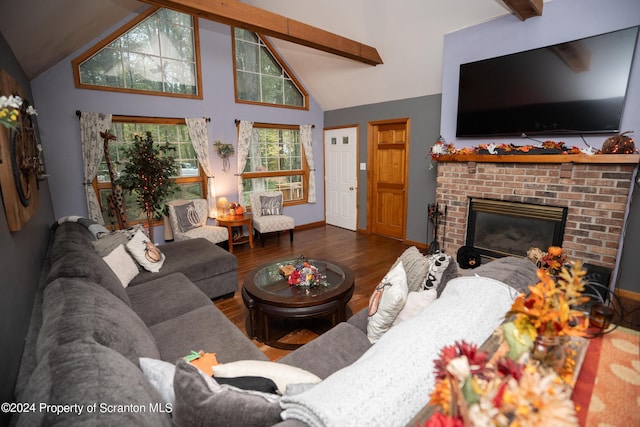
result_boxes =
[11,220,539,426]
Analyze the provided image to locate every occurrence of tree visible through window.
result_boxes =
[241,124,308,207]
[73,8,201,98]
[95,117,205,227]
[233,28,308,109]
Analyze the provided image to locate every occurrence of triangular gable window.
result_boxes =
[72,7,202,98]
[233,28,308,109]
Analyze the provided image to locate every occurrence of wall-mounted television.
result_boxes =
[456,26,639,138]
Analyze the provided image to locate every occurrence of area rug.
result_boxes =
[573,326,640,426]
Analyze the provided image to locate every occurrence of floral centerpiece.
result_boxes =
[286,258,328,288]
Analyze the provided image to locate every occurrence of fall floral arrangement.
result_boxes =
[526,245,567,275]
[426,341,579,427]
[287,259,327,288]
[425,252,589,426]
[0,95,37,129]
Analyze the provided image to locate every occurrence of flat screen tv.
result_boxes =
[456,26,639,138]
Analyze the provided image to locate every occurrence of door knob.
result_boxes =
[349,186,354,190]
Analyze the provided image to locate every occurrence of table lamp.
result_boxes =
[217,197,229,217]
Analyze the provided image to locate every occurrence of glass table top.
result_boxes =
[251,258,346,298]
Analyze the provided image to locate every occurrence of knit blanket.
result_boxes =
[280,276,520,427]
[52,216,110,239]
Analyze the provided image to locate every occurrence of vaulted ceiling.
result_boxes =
[0,0,548,111]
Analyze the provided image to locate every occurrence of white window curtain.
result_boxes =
[185,117,216,217]
[236,120,253,203]
[300,124,316,203]
[79,111,112,225]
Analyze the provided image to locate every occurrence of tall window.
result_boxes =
[73,7,202,98]
[241,124,308,206]
[95,117,205,225]
[233,28,308,109]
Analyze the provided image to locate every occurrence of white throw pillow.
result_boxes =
[102,244,139,287]
[139,358,176,405]
[366,261,408,343]
[125,230,165,273]
[213,360,321,394]
[392,289,437,326]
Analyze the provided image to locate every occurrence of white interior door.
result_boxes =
[324,127,358,230]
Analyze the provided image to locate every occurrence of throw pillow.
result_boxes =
[139,358,176,405]
[126,230,165,273]
[366,261,408,343]
[173,360,282,427]
[213,360,321,394]
[102,244,139,287]
[173,201,202,232]
[423,252,452,292]
[260,194,283,216]
[391,289,437,326]
[91,223,146,257]
[392,246,430,292]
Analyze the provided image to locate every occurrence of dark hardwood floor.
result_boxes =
[214,224,640,361]
[214,224,412,361]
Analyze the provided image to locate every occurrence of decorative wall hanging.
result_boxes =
[0,68,43,231]
[213,140,234,172]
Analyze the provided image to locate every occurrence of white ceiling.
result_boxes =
[0,0,541,111]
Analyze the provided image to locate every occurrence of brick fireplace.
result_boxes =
[435,154,639,287]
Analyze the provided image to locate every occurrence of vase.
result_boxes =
[531,335,568,373]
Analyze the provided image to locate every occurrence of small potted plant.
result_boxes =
[213,140,234,172]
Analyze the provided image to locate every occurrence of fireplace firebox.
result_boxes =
[466,198,568,259]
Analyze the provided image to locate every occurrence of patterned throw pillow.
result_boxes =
[125,230,165,273]
[260,195,283,216]
[367,261,408,343]
[173,201,202,232]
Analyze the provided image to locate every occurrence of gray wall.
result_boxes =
[440,0,640,293]
[325,94,442,245]
[0,34,55,419]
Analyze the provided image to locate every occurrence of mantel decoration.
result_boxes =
[425,250,589,427]
[0,68,46,231]
[116,131,178,242]
[429,133,637,164]
[280,256,328,288]
[213,140,234,172]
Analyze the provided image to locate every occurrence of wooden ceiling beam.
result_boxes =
[141,0,383,66]
[502,0,543,21]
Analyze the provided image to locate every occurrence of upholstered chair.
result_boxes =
[166,199,228,245]
[249,191,294,246]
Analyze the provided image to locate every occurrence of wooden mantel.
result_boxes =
[436,154,640,164]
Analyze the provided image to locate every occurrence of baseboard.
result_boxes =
[616,288,640,302]
[295,221,325,230]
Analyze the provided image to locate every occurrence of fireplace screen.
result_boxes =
[466,199,567,259]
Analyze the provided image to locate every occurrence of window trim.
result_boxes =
[232,27,309,110]
[93,115,206,229]
[240,122,309,208]
[72,6,203,99]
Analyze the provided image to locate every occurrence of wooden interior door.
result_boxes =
[368,119,409,240]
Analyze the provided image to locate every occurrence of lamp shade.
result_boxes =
[217,197,229,209]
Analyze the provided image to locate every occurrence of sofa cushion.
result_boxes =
[126,272,212,326]
[15,340,171,427]
[173,359,282,427]
[278,322,373,379]
[367,261,408,343]
[47,244,132,307]
[149,305,268,363]
[102,244,140,287]
[37,278,160,365]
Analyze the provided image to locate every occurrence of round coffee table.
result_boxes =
[242,258,355,349]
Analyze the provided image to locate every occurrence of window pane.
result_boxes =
[235,28,258,43]
[236,71,259,101]
[261,75,283,104]
[236,40,258,72]
[260,49,282,76]
[77,8,198,96]
[284,79,304,106]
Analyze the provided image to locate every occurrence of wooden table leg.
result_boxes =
[225,225,234,253]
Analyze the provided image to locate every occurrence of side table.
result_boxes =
[216,213,254,254]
